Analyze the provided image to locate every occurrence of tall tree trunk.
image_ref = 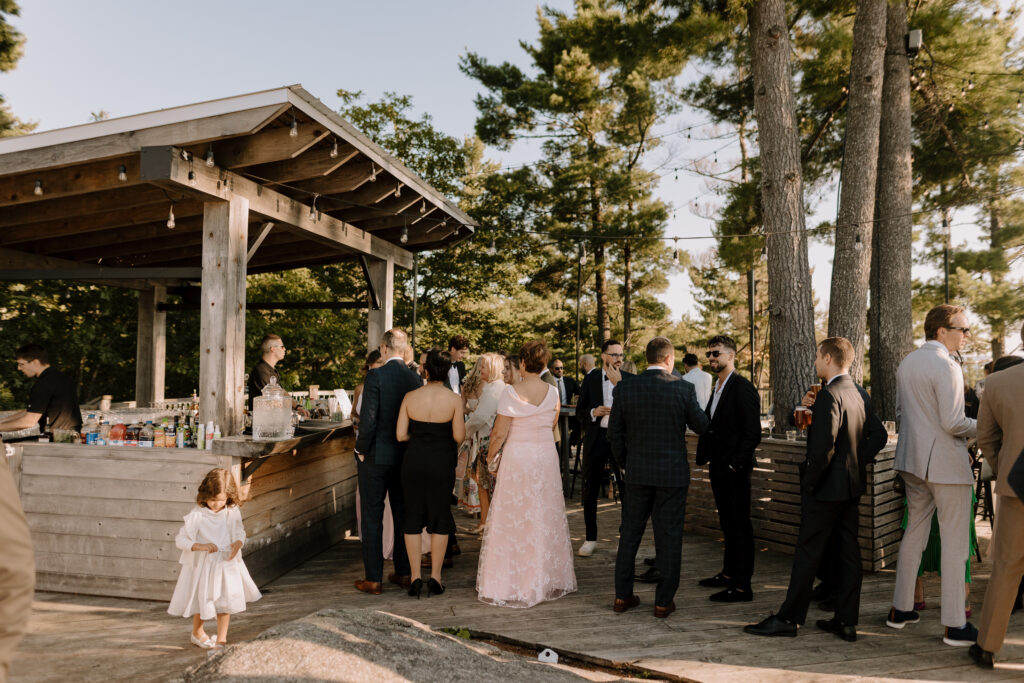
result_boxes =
[623,239,632,350]
[749,0,817,428]
[869,0,914,422]
[828,0,888,382]
[589,170,611,342]
[988,206,1006,359]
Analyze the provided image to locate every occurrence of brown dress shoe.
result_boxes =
[613,595,641,613]
[654,601,676,618]
[354,579,382,595]
[388,573,411,589]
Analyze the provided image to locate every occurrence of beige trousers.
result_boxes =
[892,471,972,627]
[977,495,1024,653]
[0,455,34,683]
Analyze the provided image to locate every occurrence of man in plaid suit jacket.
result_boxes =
[609,336,709,618]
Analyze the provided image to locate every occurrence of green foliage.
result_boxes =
[0,0,34,137]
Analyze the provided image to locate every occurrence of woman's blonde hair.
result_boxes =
[462,355,486,396]
[480,352,505,383]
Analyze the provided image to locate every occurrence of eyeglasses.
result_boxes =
[603,353,624,358]
[705,350,724,358]
[946,326,971,336]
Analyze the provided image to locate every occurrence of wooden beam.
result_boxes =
[1,201,206,248]
[289,159,377,196]
[365,257,394,352]
[333,193,421,224]
[52,218,205,262]
[198,198,248,436]
[0,247,195,288]
[242,142,358,184]
[0,185,174,230]
[136,286,167,406]
[246,222,274,262]
[139,146,413,269]
[210,123,329,168]
[327,175,402,209]
[0,104,287,177]
[0,155,143,208]
[160,300,367,312]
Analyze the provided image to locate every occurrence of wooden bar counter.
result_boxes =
[4,424,357,601]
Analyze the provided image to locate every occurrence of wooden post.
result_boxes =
[366,257,394,352]
[199,198,248,435]
[135,285,167,406]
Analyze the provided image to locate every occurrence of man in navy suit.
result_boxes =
[354,328,423,594]
[576,339,633,556]
[609,336,709,617]
[745,337,886,641]
[696,334,762,602]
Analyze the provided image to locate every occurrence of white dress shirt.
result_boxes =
[709,370,734,419]
[682,367,713,410]
[447,365,461,395]
[590,371,616,428]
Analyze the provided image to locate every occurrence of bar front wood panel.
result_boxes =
[684,435,899,572]
[10,429,357,601]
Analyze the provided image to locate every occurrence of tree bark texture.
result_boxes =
[829,0,888,382]
[869,0,914,422]
[988,206,1006,359]
[749,0,817,428]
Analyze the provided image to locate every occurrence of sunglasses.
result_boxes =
[705,350,725,358]
[946,326,970,335]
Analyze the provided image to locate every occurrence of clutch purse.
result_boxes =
[487,448,502,474]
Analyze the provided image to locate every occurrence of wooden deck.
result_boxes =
[11,498,1024,682]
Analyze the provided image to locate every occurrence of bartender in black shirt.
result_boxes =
[0,344,82,434]
[248,334,286,411]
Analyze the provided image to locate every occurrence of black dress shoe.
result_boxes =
[699,572,732,588]
[816,618,857,642]
[744,614,798,637]
[643,557,657,567]
[969,643,994,669]
[710,587,753,602]
[635,567,662,584]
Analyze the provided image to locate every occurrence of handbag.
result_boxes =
[487,447,503,474]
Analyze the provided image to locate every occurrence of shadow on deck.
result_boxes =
[11,498,1024,682]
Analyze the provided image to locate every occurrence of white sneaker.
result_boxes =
[578,540,597,557]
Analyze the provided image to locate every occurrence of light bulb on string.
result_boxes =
[205,148,215,167]
[854,233,863,251]
[968,76,975,90]
[400,222,409,244]
[395,183,402,198]
[419,199,426,214]
[948,103,955,113]
[942,215,949,228]
[579,245,587,266]
[33,180,43,196]
[330,138,339,159]
[117,165,128,182]
[369,164,377,182]
[983,119,990,130]
[760,246,768,262]
[188,169,196,185]
[309,194,318,220]
[166,204,176,229]
[961,83,967,97]
[673,238,679,262]
[487,238,497,256]
[289,116,298,138]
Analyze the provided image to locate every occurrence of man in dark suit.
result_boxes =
[576,339,634,556]
[609,337,709,618]
[445,335,469,394]
[550,359,579,405]
[745,337,887,640]
[353,328,424,594]
[696,334,762,602]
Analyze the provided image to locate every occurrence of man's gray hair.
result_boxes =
[579,353,596,370]
[381,328,409,352]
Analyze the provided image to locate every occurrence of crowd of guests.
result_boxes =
[350,306,1024,670]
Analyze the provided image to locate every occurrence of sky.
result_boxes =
[0,0,1012,328]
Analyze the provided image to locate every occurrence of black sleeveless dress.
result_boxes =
[401,419,457,535]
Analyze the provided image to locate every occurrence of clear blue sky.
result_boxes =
[3,0,980,325]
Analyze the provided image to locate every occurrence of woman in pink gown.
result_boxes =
[476,340,577,608]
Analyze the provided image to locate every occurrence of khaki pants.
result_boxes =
[0,453,34,683]
[978,495,1024,653]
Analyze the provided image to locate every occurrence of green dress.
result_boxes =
[901,491,979,581]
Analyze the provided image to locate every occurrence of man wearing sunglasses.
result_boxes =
[576,339,634,557]
[695,335,762,602]
[887,304,978,647]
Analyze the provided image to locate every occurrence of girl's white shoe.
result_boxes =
[190,634,214,649]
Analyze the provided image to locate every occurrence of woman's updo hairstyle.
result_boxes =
[424,348,453,383]
[518,339,551,374]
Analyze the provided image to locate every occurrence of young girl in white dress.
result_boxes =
[168,468,261,649]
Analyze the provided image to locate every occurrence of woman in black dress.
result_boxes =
[396,348,465,597]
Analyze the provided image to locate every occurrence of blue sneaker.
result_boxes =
[886,607,920,629]
[943,622,978,647]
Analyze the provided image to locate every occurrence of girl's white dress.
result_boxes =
[167,505,261,620]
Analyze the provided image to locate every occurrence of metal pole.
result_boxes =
[943,246,950,304]
[575,243,583,382]
[747,267,756,380]
[411,252,419,348]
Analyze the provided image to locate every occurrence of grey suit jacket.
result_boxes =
[894,341,976,484]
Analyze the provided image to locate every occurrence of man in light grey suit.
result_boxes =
[887,304,978,646]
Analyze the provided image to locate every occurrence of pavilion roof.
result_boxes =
[0,85,475,286]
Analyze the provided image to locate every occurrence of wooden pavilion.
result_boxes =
[0,85,476,435]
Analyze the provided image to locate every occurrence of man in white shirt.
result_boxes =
[681,353,713,410]
[887,304,978,646]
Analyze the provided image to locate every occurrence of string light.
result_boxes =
[205,148,215,167]
[983,119,990,129]
[187,169,196,185]
[419,199,426,214]
[289,115,298,138]
[579,244,587,266]
[166,204,176,229]
[309,194,318,220]
[854,233,863,251]
[760,246,768,262]
[330,138,339,159]
[369,163,378,182]
[33,180,43,196]
[395,183,402,198]
[117,165,128,182]
[400,222,409,244]
[948,102,955,113]
[673,237,679,261]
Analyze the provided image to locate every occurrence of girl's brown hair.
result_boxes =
[196,468,243,508]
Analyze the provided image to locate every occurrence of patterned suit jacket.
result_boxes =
[354,358,423,465]
[608,368,709,488]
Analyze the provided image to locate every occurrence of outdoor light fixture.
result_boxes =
[117,165,128,182]
[906,29,922,58]
[395,183,402,198]
[673,237,679,262]
[487,238,497,256]
[330,138,339,158]
[187,169,196,185]
[167,205,176,229]
[289,117,299,138]
[760,246,768,262]
[369,164,378,182]
[205,148,215,167]
[33,180,43,196]
[419,199,426,214]
[579,245,587,266]
[854,234,863,251]
[400,223,409,244]
[309,194,318,220]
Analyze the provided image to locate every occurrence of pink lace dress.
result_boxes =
[476,384,577,608]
